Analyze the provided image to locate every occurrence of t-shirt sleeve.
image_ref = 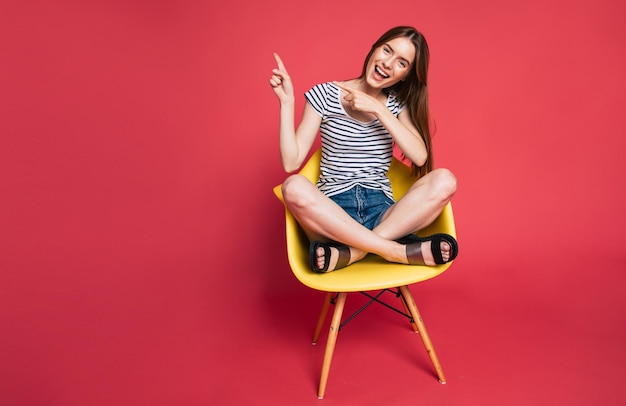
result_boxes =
[304,83,328,118]
[389,93,405,117]
[397,103,405,116]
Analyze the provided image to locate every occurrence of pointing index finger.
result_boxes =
[273,53,287,72]
[333,81,353,93]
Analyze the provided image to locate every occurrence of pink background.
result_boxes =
[2,0,625,404]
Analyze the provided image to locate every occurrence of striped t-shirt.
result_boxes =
[305,82,404,199]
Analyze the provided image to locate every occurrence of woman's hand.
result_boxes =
[333,81,384,116]
[270,53,294,104]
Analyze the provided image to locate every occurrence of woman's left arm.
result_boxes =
[377,108,427,167]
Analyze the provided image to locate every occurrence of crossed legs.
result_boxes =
[281,168,457,272]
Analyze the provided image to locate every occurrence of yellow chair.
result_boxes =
[273,149,457,399]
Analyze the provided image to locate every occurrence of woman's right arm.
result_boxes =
[270,53,321,173]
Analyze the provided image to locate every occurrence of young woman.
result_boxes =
[270,26,458,273]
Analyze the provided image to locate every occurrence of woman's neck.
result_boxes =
[347,78,383,98]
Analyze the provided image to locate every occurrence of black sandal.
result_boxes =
[309,241,351,273]
[405,233,458,265]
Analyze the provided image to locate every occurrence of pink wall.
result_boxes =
[1,0,625,404]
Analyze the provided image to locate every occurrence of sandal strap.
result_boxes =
[431,235,444,264]
[332,244,351,270]
[406,242,424,265]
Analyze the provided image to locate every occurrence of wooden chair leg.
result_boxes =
[398,290,419,332]
[313,292,334,344]
[318,292,346,399]
[398,286,447,384]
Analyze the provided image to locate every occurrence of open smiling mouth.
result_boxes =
[375,66,390,79]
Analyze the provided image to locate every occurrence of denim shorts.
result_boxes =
[328,185,394,230]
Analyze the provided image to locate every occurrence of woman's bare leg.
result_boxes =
[374,168,458,264]
[281,175,405,267]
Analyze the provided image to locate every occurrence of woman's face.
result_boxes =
[365,36,416,89]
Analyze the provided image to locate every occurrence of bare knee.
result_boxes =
[281,174,317,209]
[429,168,457,202]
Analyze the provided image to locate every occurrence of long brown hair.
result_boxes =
[360,26,433,177]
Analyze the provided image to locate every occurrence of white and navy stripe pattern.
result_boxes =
[305,82,404,199]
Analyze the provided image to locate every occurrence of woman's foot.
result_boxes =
[405,234,458,266]
[309,241,351,273]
